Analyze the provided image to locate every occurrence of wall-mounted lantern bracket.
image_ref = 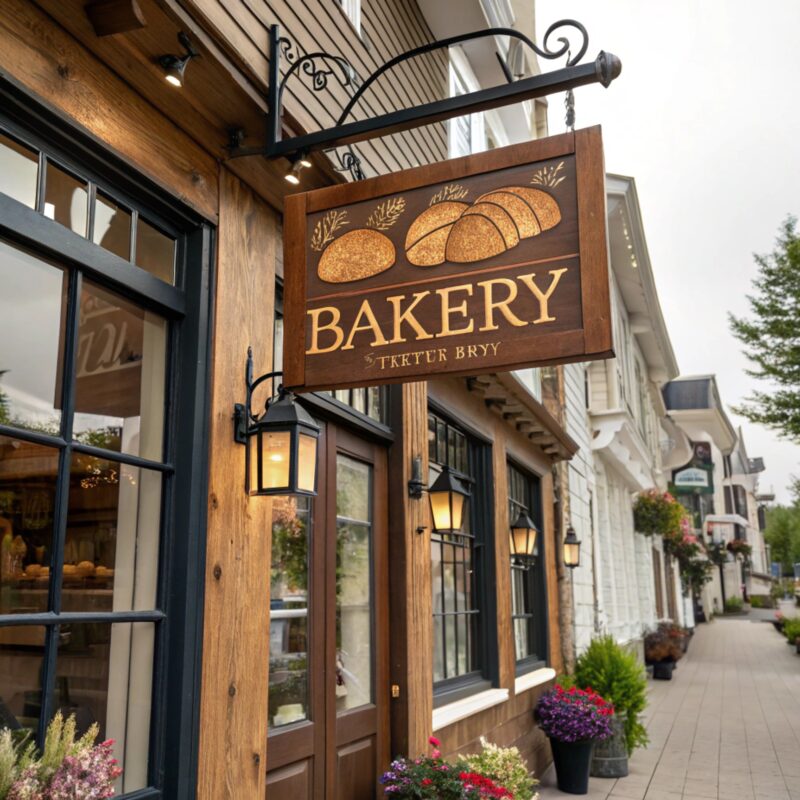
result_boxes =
[227,20,621,180]
[232,346,282,445]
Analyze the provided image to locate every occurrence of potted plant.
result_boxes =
[782,618,800,651]
[380,737,515,798]
[644,623,683,680]
[569,636,649,778]
[535,686,613,794]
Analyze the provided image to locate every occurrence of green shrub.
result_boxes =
[458,738,538,800]
[724,596,744,612]
[749,595,771,608]
[572,636,649,755]
[783,617,800,643]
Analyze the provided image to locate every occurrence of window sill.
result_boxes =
[514,667,556,695]
[432,688,509,732]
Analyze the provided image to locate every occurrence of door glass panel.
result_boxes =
[55,621,154,794]
[0,132,38,209]
[0,625,46,735]
[0,240,67,434]
[72,281,167,461]
[62,452,162,612]
[335,455,372,711]
[44,162,88,237]
[269,496,311,729]
[93,193,131,261]
[0,436,59,615]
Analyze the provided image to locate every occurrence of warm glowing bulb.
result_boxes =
[299,157,312,168]
[285,172,300,185]
[269,453,284,462]
[165,73,182,87]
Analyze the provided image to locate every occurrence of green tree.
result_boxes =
[764,505,800,575]
[729,216,800,441]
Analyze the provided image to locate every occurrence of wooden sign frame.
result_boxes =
[284,127,612,392]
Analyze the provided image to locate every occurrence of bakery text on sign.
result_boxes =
[283,128,613,392]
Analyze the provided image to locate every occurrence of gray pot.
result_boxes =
[591,711,628,778]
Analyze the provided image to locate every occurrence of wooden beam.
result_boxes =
[197,170,276,799]
[85,0,146,37]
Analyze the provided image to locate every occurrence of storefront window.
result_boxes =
[428,410,489,694]
[269,496,311,729]
[93,193,131,261]
[508,463,547,670]
[135,218,176,284]
[44,162,88,237]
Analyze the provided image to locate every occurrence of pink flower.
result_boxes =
[428,736,440,747]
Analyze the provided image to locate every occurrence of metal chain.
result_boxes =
[565,88,575,131]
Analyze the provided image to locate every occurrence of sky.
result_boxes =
[535,0,800,504]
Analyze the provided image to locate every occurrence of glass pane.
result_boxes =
[442,543,455,612]
[433,616,444,683]
[0,625,46,735]
[55,621,154,794]
[456,615,468,675]
[297,433,317,493]
[444,614,456,679]
[44,162,87,236]
[0,436,59,615]
[514,617,529,662]
[93,193,131,260]
[351,388,366,414]
[261,431,290,490]
[269,496,310,729]
[0,240,67,434]
[0,132,38,208]
[72,281,167,461]
[336,455,372,711]
[62,452,161,612]
[135,218,175,284]
[367,387,382,422]
[430,540,442,613]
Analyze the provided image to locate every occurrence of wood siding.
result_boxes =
[184,0,449,178]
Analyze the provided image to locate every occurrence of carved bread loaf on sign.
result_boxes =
[315,198,406,283]
[404,200,470,266]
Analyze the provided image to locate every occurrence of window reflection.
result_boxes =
[72,281,167,461]
[0,436,59,615]
[0,625,46,735]
[0,132,38,209]
[0,240,66,434]
[62,453,161,612]
[55,622,154,794]
[269,496,310,729]
[135,218,175,284]
[335,455,372,711]
[44,162,88,237]
[93,193,131,260]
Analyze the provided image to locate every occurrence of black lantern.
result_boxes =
[563,524,581,569]
[510,510,539,566]
[234,349,319,497]
[428,467,470,533]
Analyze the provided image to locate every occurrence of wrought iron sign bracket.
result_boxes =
[227,20,621,180]
[232,347,282,445]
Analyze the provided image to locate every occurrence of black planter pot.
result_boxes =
[652,660,675,680]
[549,737,595,794]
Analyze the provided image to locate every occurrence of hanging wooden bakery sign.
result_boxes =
[283,127,612,392]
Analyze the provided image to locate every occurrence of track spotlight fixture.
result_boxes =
[159,32,199,88]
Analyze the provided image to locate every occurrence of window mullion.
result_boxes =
[37,623,61,746]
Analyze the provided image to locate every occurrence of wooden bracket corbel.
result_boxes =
[85,0,147,37]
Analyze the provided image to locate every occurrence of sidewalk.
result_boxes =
[538,615,800,800]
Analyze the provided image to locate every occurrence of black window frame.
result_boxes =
[0,80,212,800]
[507,460,548,675]
[427,404,497,707]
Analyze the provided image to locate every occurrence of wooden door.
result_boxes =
[266,422,389,799]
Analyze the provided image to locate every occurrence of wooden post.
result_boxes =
[197,170,277,799]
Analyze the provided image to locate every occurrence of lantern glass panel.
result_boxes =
[261,430,291,491]
[297,432,317,493]
[430,488,463,533]
[511,525,536,558]
[564,542,580,567]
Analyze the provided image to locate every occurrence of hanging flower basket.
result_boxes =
[633,490,684,537]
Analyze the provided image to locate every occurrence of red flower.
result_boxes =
[429,736,440,747]
[422,778,432,786]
